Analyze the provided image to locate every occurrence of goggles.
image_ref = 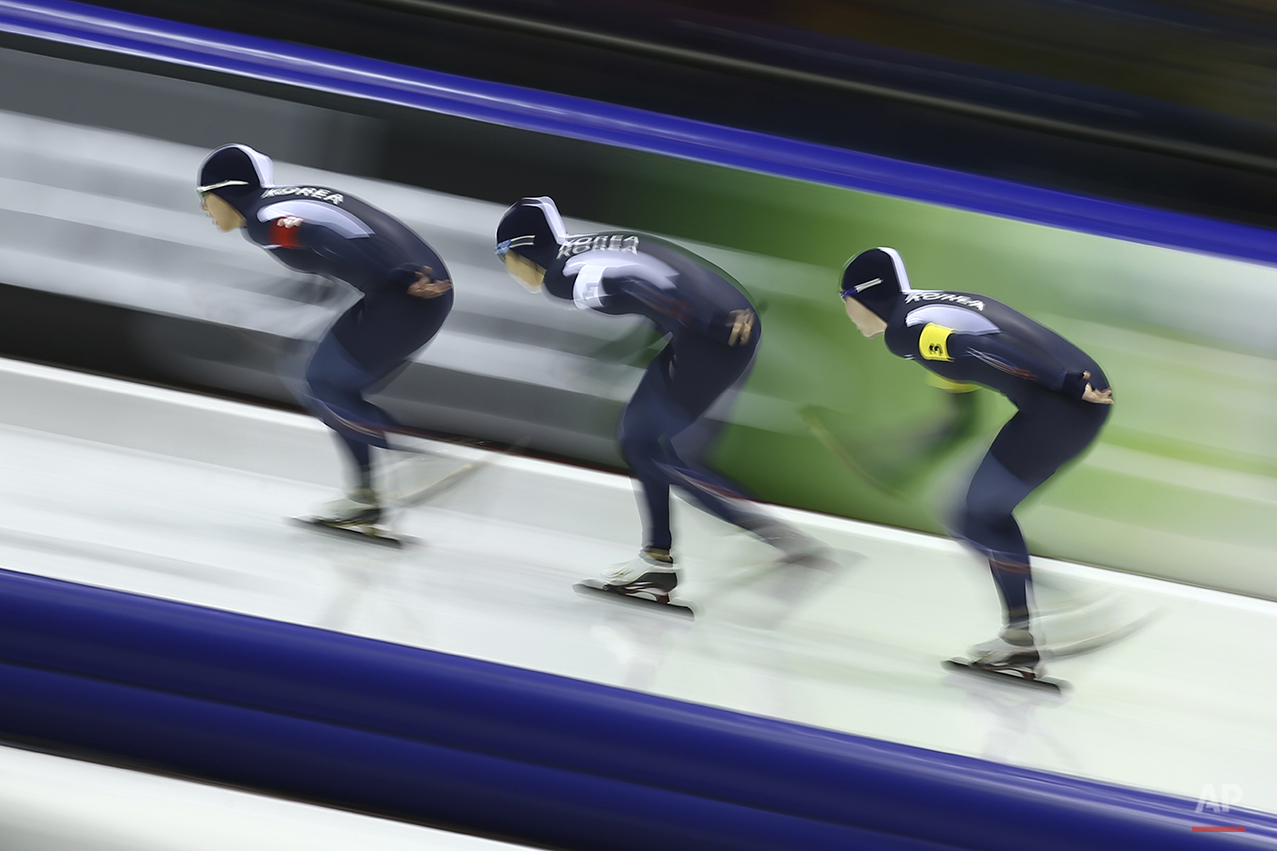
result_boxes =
[839,276,884,300]
[195,179,249,199]
[495,234,537,261]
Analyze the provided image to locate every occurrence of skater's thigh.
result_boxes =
[354,290,453,370]
[619,350,694,446]
[330,290,454,378]
[664,332,758,420]
[962,452,1036,520]
[990,391,1109,486]
[305,332,378,395]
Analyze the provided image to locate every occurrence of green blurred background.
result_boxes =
[581,153,1277,598]
[0,24,1270,600]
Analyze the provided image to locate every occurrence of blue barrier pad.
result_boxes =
[0,0,1274,266]
[0,567,1272,850]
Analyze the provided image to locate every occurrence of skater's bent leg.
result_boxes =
[963,394,1111,633]
[305,335,401,495]
[653,333,782,538]
[335,433,373,492]
[632,477,674,552]
[620,388,765,551]
[619,369,687,551]
[305,339,398,443]
[620,332,802,558]
[660,461,754,522]
[958,452,1038,631]
[988,556,1032,633]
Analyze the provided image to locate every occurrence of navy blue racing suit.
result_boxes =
[882,290,1112,630]
[239,185,453,485]
[541,232,761,552]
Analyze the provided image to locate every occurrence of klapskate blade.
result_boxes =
[391,438,529,507]
[1041,609,1162,661]
[942,658,1065,693]
[573,583,694,619]
[391,458,491,507]
[291,517,407,548]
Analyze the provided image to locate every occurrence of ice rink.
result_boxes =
[0,355,1273,846]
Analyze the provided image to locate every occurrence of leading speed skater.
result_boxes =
[197,144,455,533]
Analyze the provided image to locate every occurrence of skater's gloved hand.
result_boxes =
[727,309,755,346]
[1065,371,1114,405]
[406,266,453,299]
[1082,384,1113,405]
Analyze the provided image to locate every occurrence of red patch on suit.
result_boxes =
[268,216,305,249]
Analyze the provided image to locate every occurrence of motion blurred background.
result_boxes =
[0,0,1271,597]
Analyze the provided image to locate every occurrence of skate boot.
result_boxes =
[967,628,1044,678]
[575,548,689,613]
[310,487,383,528]
[294,487,406,547]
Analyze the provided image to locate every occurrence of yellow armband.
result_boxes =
[919,323,954,362]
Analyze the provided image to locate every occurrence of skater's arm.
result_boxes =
[574,265,690,319]
[918,324,1110,402]
[268,216,447,296]
[576,266,753,345]
[616,274,754,344]
[268,215,387,270]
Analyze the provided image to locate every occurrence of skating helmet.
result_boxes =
[839,247,913,321]
[495,196,568,274]
[197,144,274,211]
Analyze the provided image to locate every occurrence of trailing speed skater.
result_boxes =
[839,247,1113,681]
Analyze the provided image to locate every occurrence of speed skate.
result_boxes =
[573,579,695,617]
[291,516,408,548]
[574,547,696,617]
[942,658,1065,692]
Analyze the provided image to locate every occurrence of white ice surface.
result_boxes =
[0,357,1272,840]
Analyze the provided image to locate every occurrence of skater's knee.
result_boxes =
[309,361,372,401]
[963,490,1013,527]
[963,464,1031,525]
[956,499,1021,553]
[619,431,664,466]
[307,382,353,415]
[306,373,333,396]
[303,355,335,387]
[963,512,1016,542]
